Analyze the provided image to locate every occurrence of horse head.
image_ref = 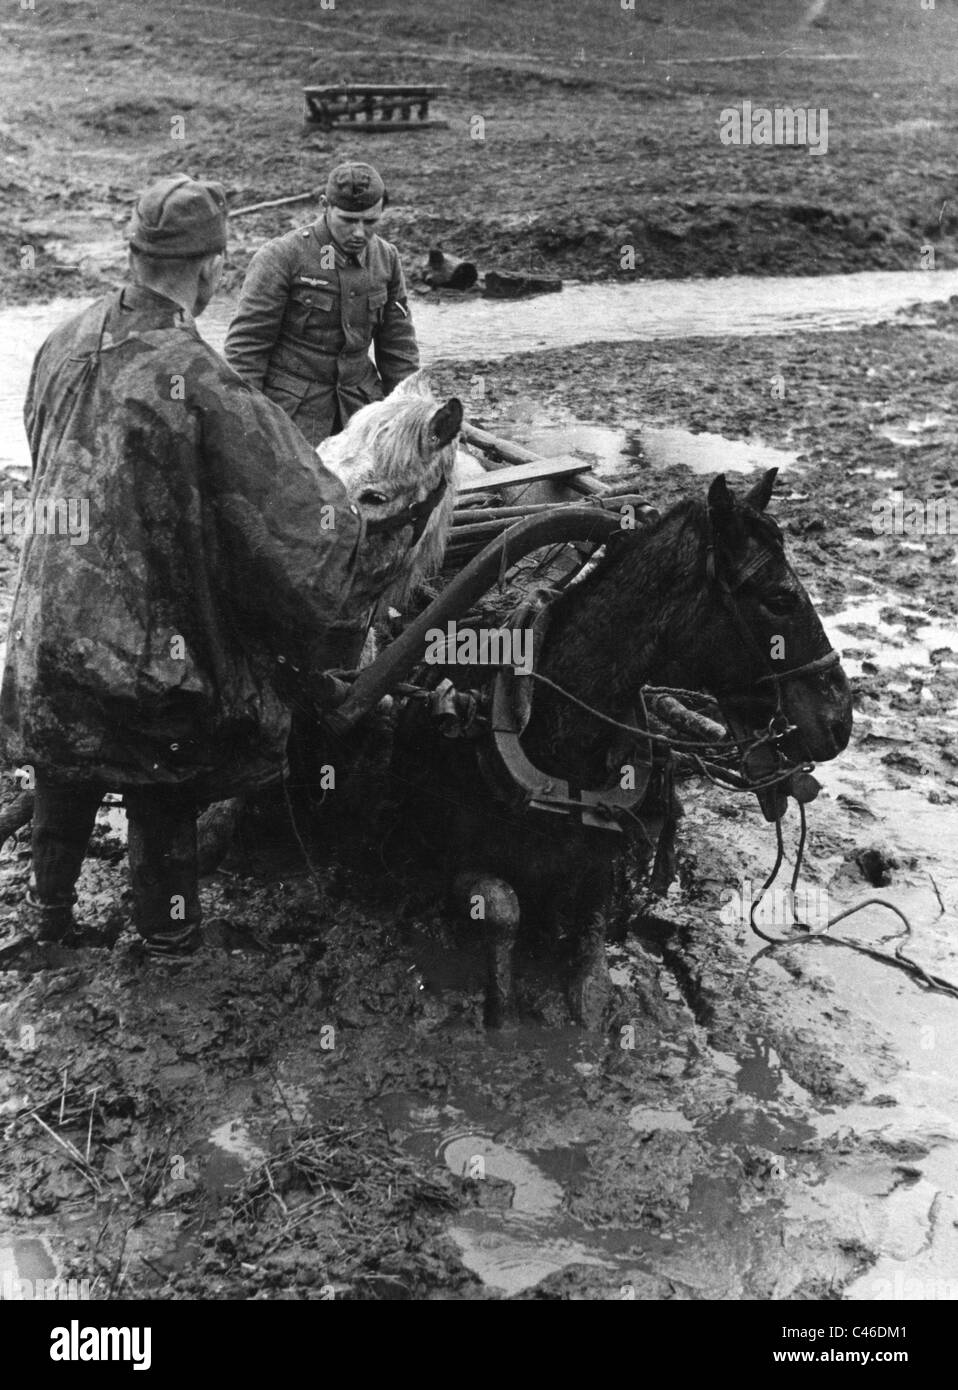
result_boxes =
[318,370,462,605]
[681,468,852,813]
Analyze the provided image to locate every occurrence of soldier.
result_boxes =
[1,175,413,958]
[224,161,420,447]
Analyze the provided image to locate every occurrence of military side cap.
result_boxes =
[128,175,228,258]
[325,162,386,211]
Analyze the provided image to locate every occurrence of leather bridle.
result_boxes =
[704,509,840,720]
[364,474,448,547]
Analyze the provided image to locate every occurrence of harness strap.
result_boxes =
[705,509,839,699]
[364,474,448,546]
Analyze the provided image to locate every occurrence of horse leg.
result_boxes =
[567,863,614,1028]
[196,797,245,875]
[451,870,520,1027]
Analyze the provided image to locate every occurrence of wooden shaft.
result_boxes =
[324,509,620,736]
[453,494,652,524]
[230,190,317,218]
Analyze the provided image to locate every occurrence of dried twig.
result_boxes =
[85,1086,101,1164]
[27,1110,102,1192]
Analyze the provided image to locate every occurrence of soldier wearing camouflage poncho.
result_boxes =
[1,175,409,956]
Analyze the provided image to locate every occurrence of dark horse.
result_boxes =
[387,469,852,1026]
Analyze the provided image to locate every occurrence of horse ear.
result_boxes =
[428,398,463,452]
[744,467,778,513]
[707,473,735,525]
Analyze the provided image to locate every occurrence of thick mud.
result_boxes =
[3,285,958,1298]
[2,0,958,1304]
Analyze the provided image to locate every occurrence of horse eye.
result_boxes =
[763,590,800,616]
[358,489,388,506]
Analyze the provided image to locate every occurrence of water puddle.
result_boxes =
[734,592,958,1297]
[376,1083,619,1295]
[500,415,799,478]
[200,1118,268,1197]
[824,596,958,679]
[877,415,947,448]
[0,1234,58,1286]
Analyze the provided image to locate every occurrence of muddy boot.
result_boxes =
[125,786,203,957]
[22,889,75,943]
[28,774,103,943]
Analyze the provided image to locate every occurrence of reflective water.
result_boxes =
[2,267,957,471]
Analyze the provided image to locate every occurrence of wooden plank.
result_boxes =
[460,421,608,498]
[304,84,448,96]
[457,458,590,493]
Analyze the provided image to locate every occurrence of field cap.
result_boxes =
[128,175,228,258]
[325,162,386,211]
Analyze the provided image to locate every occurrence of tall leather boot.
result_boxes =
[27,774,104,942]
[124,786,202,956]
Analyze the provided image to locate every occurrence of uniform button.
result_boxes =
[349,291,356,298]
[14,629,22,640]
[170,742,180,751]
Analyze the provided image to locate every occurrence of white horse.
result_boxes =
[318,370,462,608]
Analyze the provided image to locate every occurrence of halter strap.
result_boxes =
[364,473,448,546]
[755,648,840,685]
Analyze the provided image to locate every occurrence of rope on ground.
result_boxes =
[497,666,958,1002]
[746,803,958,1001]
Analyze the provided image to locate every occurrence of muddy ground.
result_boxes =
[1,0,957,303]
[2,1,958,1304]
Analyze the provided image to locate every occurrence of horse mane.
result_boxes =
[342,394,450,485]
[546,496,706,628]
[549,491,785,622]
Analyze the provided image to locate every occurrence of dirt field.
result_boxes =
[1,1,958,1305]
[2,0,957,303]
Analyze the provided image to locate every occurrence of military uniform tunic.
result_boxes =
[224,215,420,446]
[0,284,412,798]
